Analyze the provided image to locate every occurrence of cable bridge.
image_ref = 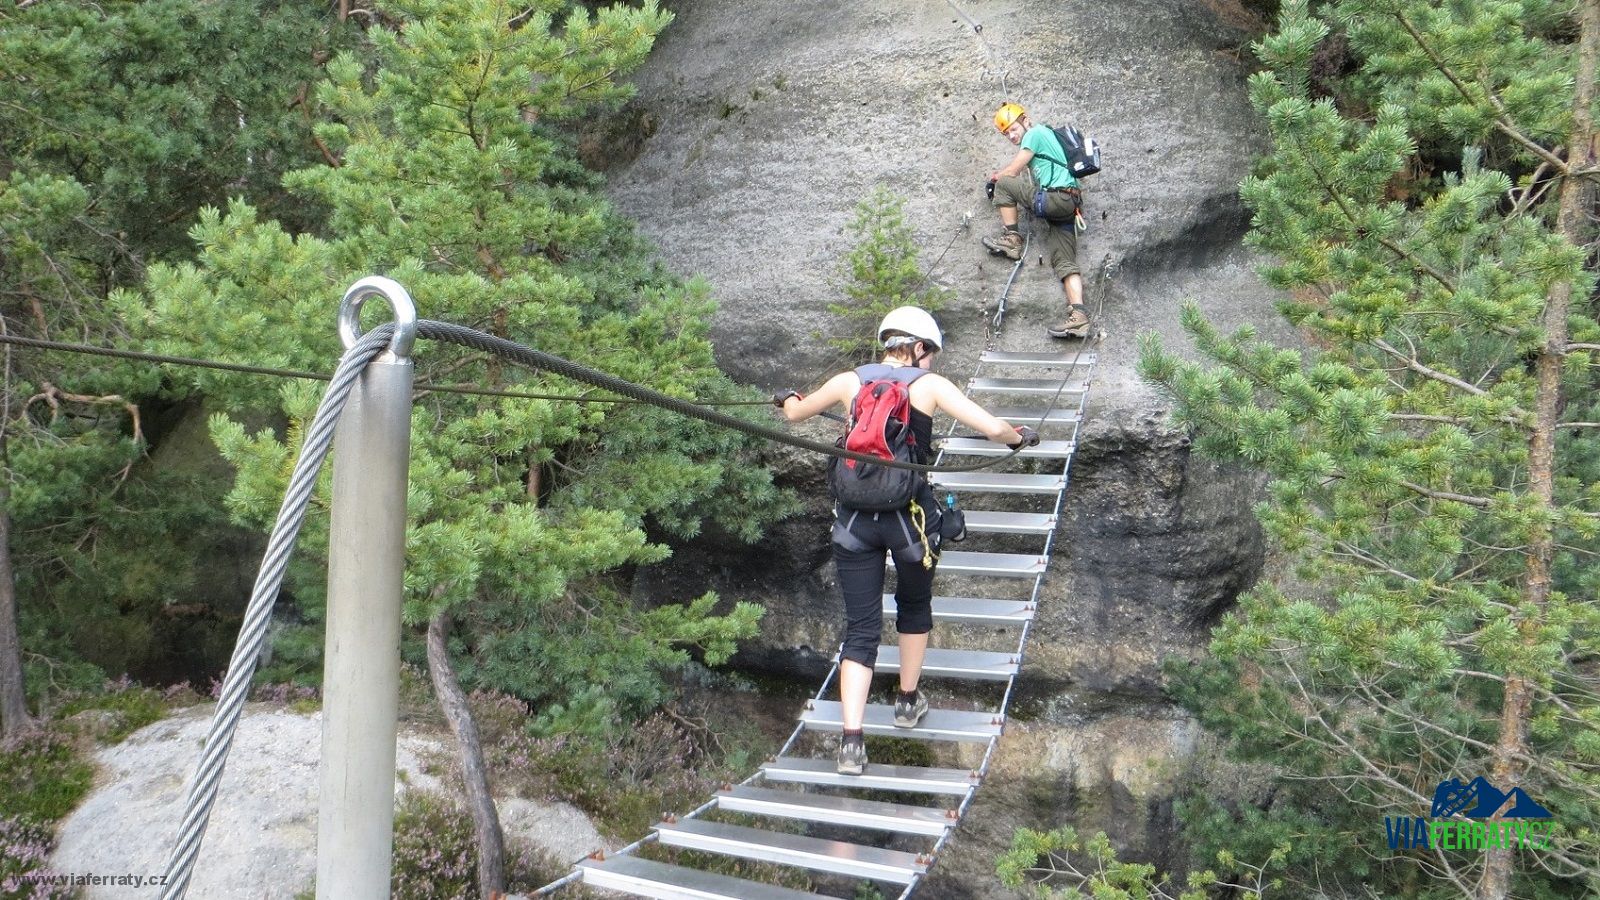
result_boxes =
[150,251,1106,899]
[551,257,1104,899]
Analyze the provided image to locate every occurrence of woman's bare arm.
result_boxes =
[780,371,857,422]
[925,376,1023,444]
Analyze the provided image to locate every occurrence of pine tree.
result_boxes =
[1140,1,1600,897]
[117,0,792,890]
[0,0,349,734]
[828,184,953,361]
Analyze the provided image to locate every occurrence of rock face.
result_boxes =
[616,0,1302,893]
[50,705,606,899]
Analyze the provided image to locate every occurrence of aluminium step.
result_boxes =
[988,405,1081,425]
[889,549,1046,577]
[968,376,1090,395]
[930,472,1066,494]
[800,699,1003,742]
[938,550,1048,577]
[884,594,1037,625]
[979,349,1097,367]
[871,646,1019,681]
[937,437,1075,458]
[961,510,1058,535]
[578,853,822,899]
[717,785,956,836]
[761,755,979,796]
[655,818,930,883]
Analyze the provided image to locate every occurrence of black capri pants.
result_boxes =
[831,499,941,669]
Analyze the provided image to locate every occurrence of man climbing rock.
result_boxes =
[981,102,1089,339]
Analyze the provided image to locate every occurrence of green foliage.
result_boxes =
[58,680,166,744]
[996,826,1286,899]
[1139,0,1600,894]
[0,0,356,695]
[0,815,75,900]
[391,790,477,899]
[828,184,953,361]
[468,687,780,838]
[0,730,93,826]
[121,0,792,739]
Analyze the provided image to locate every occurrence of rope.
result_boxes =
[0,332,768,407]
[414,321,1025,474]
[158,327,397,900]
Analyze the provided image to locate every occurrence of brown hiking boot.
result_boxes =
[982,229,1024,260]
[1048,306,1091,339]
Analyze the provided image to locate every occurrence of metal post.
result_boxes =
[316,277,417,900]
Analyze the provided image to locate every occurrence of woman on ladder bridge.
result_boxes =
[773,307,1038,774]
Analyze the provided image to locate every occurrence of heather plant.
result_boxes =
[0,816,74,900]
[56,678,165,744]
[0,731,92,825]
[391,791,476,900]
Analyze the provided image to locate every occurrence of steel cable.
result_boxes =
[157,327,396,900]
[414,320,1028,473]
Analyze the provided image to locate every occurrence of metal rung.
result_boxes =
[717,785,955,836]
[962,510,1058,534]
[937,550,1049,577]
[884,595,1036,625]
[800,700,1003,742]
[969,376,1089,395]
[579,853,822,899]
[980,350,1097,367]
[761,756,979,796]
[931,472,1065,494]
[873,646,1019,681]
[655,818,929,883]
[989,405,1080,425]
[887,549,1046,577]
[937,437,1075,458]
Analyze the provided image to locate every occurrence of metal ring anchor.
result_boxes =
[338,276,417,360]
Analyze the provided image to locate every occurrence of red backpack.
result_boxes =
[827,365,928,511]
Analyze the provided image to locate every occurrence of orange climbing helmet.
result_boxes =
[993,102,1026,134]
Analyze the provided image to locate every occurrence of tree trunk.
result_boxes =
[1480,3,1600,897]
[0,463,30,738]
[426,610,506,896]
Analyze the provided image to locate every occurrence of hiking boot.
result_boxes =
[893,690,929,729]
[837,735,867,775]
[982,229,1024,260]
[1048,307,1091,339]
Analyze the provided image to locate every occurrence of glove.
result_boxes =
[1014,425,1040,447]
[771,389,802,409]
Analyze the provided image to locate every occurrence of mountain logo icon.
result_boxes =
[1431,777,1552,820]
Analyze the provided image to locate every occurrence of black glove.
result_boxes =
[1014,425,1040,447]
[771,390,801,409]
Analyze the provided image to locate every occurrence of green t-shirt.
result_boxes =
[1023,125,1079,190]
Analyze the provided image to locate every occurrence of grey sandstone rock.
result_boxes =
[50,705,605,899]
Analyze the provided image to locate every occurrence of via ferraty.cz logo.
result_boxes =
[1385,776,1554,851]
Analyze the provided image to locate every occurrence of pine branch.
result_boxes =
[1372,339,1532,425]
[1389,8,1571,174]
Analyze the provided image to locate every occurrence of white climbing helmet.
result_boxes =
[877,306,943,351]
